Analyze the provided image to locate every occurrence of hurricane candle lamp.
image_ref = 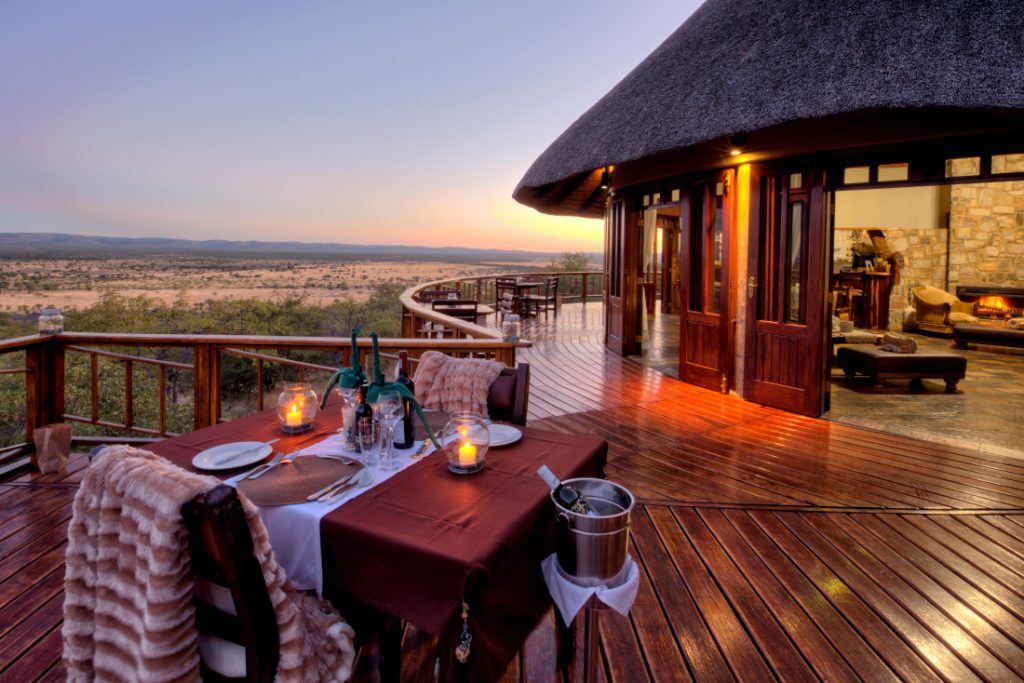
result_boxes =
[277,383,318,434]
[440,411,490,474]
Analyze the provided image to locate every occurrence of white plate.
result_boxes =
[487,424,522,447]
[192,442,273,471]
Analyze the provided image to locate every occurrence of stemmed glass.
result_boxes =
[376,390,403,471]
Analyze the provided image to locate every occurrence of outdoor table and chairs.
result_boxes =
[149,398,607,681]
[495,276,548,318]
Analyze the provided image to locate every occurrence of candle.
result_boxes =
[285,403,303,427]
[458,440,476,467]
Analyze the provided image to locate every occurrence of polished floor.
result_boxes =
[827,332,1024,458]
[4,313,1023,681]
[531,302,1024,459]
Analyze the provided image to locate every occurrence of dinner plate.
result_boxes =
[192,442,273,471]
[487,423,522,447]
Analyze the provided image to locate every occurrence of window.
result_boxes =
[945,157,981,178]
[786,202,804,323]
[843,166,870,184]
[992,153,1024,174]
[877,163,909,182]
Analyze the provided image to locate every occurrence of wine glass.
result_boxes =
[376,390,403,471]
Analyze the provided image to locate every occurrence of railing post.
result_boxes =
[581,273,588,302]
[193,343,217,430]
[24,337,65,441]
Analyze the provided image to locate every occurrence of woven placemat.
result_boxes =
[236,455,362,506]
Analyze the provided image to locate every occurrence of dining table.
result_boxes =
[150,398,607,681]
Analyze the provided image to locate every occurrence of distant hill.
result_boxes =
[0,232,576,262]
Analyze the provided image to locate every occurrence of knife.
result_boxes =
[307,470,361,501]
[213,438,280,466]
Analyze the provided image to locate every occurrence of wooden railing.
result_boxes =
[400,270,604,339]
[0,331,518,471]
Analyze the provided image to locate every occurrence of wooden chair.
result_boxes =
[524,277,559,316]
[486,363,531,426]
[431,298,479,322]
[495,277,522,314]
[418,288,459,303]
[182,485,280,683]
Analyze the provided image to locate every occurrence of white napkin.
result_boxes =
[228,435,430,592]
[541,553,639,625]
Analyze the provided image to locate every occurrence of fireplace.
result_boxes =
[956,286,1024,318]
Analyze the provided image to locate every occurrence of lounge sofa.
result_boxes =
[953,322,1024,350]
[911,286,978,335]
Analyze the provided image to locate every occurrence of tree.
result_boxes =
[548,251,592,271]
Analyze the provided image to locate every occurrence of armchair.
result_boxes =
[911,286,978,335]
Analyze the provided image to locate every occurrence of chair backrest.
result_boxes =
[432,299,479,321]
[182,485,279,683]
[544,277,559,298]
[419,288,459,302]
[487,363,530,426]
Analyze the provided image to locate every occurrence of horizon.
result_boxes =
[1,1,702,252]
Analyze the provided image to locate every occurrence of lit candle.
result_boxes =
[286,403,303,427]
[458,440,476,467]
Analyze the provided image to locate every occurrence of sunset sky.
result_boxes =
[0,1,702,253]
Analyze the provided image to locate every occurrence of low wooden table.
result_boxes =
[836,345,966,392]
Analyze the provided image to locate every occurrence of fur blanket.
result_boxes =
[63,446,355,682]
[413,351,505,416]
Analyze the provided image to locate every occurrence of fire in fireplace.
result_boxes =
[957,286,1024,319]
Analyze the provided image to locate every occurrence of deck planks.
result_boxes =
[1,303,1023,681]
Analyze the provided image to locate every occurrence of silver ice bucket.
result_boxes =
[552,478,635,587]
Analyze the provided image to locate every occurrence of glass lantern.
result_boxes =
[501,313,521,342]
[440,411,490,474]
[277,383,318,434]
[38,307,64,335]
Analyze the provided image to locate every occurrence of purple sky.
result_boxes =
[0,1,702,252]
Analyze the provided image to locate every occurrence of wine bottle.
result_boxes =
[393,351,415,449]
[353,382,373,454]
[537,465,594,515]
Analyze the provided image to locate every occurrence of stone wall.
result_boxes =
[948,180,1024,290]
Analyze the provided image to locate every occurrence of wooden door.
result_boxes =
[678,172,733,392]
[743,167,828,416]
[604,198,639,355]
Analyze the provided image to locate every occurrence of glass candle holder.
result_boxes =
[501,313,521,342]
[277,383,318,434]
[38,307,64,335]
[440,411,490,474]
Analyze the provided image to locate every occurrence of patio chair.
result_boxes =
[183,485,280,682]
[487,362,531,426]
[523,277,559,316]
[418,288,459,303]
[431,298,479,322]
[495,277,522,314]
[64,447,358,683]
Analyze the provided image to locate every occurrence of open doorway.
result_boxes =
[825,177,1024,455]
[630,204,682,378]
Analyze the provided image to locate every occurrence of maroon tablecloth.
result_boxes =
[150,405,606,681]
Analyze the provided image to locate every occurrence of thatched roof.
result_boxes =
[514,0,1024,216]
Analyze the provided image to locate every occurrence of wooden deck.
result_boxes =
[3,303,1024,681]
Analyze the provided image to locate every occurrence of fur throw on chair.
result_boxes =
[413,350,506,416]
[63,445,355,683]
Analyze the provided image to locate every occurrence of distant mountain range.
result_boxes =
[0,232,567,262]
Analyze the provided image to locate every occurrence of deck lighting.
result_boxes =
[728,134,748,157]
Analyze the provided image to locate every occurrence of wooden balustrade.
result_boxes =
[0,332,519,469]
[401,270,603,341]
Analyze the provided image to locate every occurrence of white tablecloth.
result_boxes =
[229,434,431,592]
